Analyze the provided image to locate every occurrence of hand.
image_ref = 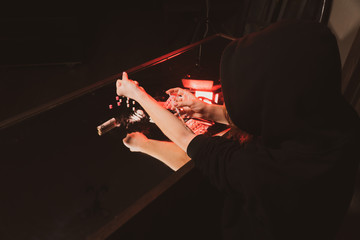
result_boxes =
[166,87,209,119]
[116,72,144,100]
[123,132,149,152]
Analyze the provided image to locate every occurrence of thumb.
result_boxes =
[123,134,131,146]
[166,87,183,95]
[122,71,129,81]
[116,79,122,87]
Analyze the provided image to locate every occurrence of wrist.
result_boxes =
[204,104,227,123]
[202,103,211,120]
[133,87,147,103]
[139,138,151,152]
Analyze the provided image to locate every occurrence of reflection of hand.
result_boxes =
[122,132,148,152]
[166,87,209,119]
[116,72,144,101]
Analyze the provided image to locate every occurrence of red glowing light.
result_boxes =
[182,79,214,90]
[109,104,113,109]
[202,98,212,104]
[214,93,219,103]
[195,91,213,100]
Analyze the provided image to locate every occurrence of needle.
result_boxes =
[168,93,185,123]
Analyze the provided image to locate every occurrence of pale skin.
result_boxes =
[117,72,229,170]
[123,132,191,171]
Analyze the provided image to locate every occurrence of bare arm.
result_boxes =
[203,104,229,124]
[123,132,190,171]
[116,72,196,151]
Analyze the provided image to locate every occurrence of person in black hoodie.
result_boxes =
[116,20,360,239]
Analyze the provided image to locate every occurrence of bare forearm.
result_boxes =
[204,104,229,124]
[134,91,196,151]
[141,140,190,171]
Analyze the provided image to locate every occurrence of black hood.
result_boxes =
[220,20,360,149]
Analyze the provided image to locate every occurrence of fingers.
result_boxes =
[116,79,122,96]
[122,132,147,152]
[165,88,177,95]
[166,87,184,96]
[116,79,121,88]
[123,133,136,151]
[166,88,195,108]
[123,133,131,145]
[174,99,194,108]
[122,72,140,87]
[122,71,129,81]
[178,106,190,113]
[116,71,143,98]
[123,132,145,143]
[122,72,138,85]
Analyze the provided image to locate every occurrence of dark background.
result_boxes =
[0,0,240,121]
[0,0,329,122]
[1,1,359,239]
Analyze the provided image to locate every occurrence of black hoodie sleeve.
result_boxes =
[187,135,237,193]
[187,134,269,195]
[187,132,360,198]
